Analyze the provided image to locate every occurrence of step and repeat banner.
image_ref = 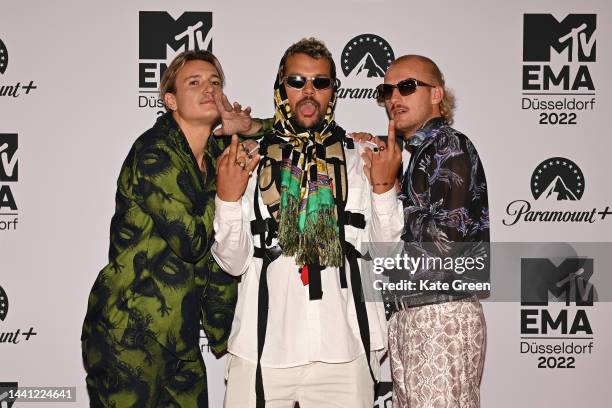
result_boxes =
[1,0,611,407]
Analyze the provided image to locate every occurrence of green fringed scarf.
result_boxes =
[269,67,342,267]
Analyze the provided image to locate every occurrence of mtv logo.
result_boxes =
[0,134,18,182]
[521,258,596,306]
[0,382,18,408]
[373,381,392,408]
[523,14,596,62]
[139,11,213,60]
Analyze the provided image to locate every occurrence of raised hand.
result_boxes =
[362,120,402,194]
[213,91,259,136]
[216,135,261,201]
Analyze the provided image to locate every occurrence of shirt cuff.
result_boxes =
[371,188,398,215]
[215,195,243,222]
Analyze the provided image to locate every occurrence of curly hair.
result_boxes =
[278,37,337,81]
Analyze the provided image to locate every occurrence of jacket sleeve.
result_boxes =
[238,117,274,139]
[200,255,238,356]
[134,142,213,263]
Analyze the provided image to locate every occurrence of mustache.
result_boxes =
[391,103,408,112]
[296,97,321,111]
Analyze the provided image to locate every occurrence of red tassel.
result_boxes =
[300,265,309,286]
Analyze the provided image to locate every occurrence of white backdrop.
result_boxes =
[1,0,611,407]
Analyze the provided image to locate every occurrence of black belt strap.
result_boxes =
[345,241,376,384]
[255,254,270,408]
[343,211,366,229]
[330,157,348,289]
[307,263,323,300]
[253,161,269,408]
[252,244,282,408]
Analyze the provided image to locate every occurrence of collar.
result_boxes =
[405,117,446,150]
[157,111,181,140]
[156,111,223,158]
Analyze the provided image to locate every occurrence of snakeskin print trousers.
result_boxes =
[388,298,486,408]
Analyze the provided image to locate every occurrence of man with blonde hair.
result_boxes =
[81,49,259,407]
[373,55,489,407]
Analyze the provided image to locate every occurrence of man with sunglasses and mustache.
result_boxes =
[212,38,403,407]
[366,55,489,407]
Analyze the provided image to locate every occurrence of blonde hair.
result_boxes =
[393,55,456,125]
[159,50,225,112]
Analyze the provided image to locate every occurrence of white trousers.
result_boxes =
[224,354,374,408]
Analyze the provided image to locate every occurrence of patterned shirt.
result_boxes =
[389,117,489,313]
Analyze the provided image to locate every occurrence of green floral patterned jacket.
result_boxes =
[82,112,236,361]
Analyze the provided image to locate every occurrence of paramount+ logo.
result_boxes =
[0,284,38,345]
[0,38,38,99]
[503,157,612,226]
[138,11,213,113]
[521,14,597,125]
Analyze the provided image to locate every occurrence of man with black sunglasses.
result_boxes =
[212,38,403,407]
[371,55,489,407]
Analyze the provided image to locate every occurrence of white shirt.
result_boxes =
[212,144,403,368]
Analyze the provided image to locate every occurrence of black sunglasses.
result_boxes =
[375,78,435,104]
[284,75,335,90]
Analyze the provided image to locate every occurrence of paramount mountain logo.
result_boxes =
[504,157,612,226]
[531,158,584,201]
[346,51,386,78]
[0,286,8,321]
[540,176,576,201]
[338,34,394,100]
[0,39,8,75]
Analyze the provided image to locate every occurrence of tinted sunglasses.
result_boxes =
[284,75,335,90]
[375,78,435,104]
